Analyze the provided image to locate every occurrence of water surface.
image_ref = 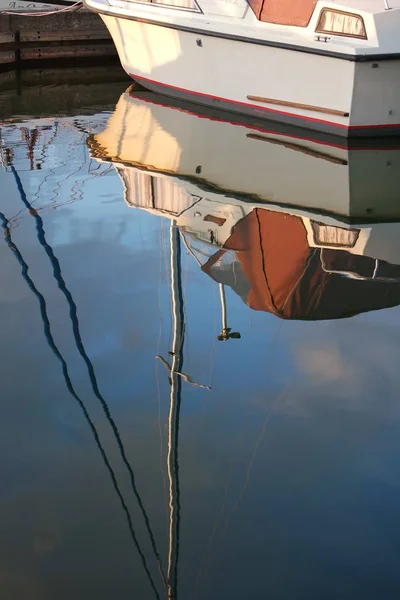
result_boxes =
[1,74,400,600]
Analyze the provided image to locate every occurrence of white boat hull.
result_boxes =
[98,13,400,137]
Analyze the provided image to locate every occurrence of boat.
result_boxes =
[83,0,400,137]
[88,88,400,321]
[0,0,75,11]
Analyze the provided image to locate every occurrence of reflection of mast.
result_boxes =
[158,223,212,599]
[0,210,161,599]
[217,283,241,342]
[167,219,184,599]
[160,221,211,599]
[9,164,166,594]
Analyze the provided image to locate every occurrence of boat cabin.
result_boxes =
[245,0,400,46]
[99,0,400,52]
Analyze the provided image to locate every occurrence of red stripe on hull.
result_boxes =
[129,73,400,134]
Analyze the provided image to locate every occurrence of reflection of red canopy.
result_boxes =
[202,208,400,321]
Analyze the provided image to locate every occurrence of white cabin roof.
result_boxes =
[329,0,400,13]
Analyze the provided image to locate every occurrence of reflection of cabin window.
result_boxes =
[247,0,317,27]
[120,169,198,215]
[137,0,200,10]
[316,9,367,39]
[311,222,360,248]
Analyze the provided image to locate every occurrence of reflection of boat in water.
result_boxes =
[89,86,400,221]
[88,88,400,321]
[0,114,111,172]
[123,187,400,320]
[197,208,400,321]
[0,113,114,219]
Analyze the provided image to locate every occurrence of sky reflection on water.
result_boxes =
[1,79,400,599]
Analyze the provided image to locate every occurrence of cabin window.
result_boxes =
[316,9,367,39]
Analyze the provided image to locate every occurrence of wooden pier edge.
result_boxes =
[0,9,118,71]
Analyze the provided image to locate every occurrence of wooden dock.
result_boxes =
[0,9,118,71]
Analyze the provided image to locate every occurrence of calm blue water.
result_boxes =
[1,75,400,600]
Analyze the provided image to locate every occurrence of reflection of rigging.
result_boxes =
[4,165,167,597]
[0,210,161,599]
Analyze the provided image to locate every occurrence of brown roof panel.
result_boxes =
[247,0,318,27]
